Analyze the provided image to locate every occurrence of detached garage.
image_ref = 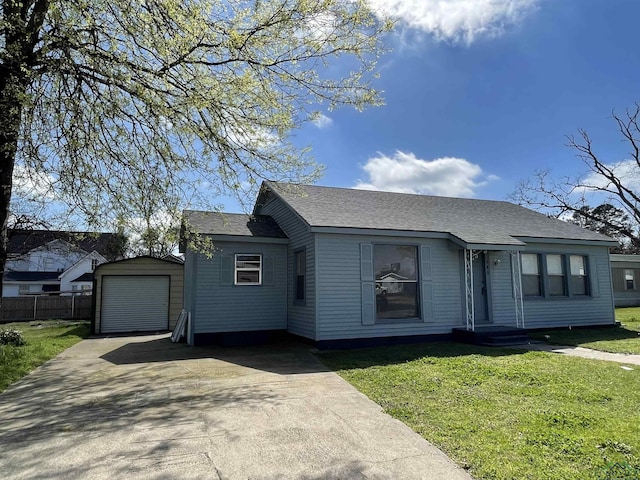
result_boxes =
[92,256,184,334]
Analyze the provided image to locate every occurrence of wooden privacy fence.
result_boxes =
[0,296,92,322]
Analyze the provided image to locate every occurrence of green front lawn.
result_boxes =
[0,320,90,392]
[529,307,640,354]
[318,343,640,480]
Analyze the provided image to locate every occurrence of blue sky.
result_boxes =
[234,0,639,211]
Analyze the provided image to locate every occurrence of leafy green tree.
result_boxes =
[0,0,389,291]
[512,104,640,253]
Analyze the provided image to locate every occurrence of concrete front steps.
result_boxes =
[452,325,541,347]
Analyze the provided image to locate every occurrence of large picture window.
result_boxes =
[374,245,418,320]
[235,254,262,285]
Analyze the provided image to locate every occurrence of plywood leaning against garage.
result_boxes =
[171,310,189,343]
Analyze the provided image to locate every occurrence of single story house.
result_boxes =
[180,182,617,347]
[610,254,640,307]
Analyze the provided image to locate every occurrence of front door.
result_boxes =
[472,253,489,324]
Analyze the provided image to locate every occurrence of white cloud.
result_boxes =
[355,150,497,197]
[579,160,640,191]
[366,0,538,44]
[13,165,57,200]
[312,113,333,129]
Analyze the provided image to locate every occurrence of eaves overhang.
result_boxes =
[201,234,289,245]
[308,226,527,250]
[513,236,619,247]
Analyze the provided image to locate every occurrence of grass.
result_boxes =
[318,343,640,480]
[0,320,90,393]
[529,307,640,354]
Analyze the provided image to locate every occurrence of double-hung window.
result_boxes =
[546,254,566,296]
[521,253,542,297]
[625,269,635,290]
[235,254,262,285]
[570,255,588,295]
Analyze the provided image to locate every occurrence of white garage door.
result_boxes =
[101,275,170,333]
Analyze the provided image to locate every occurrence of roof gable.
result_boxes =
[260,182,616,247]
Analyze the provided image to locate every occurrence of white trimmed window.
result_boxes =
[235,254,262,285]
[625,269,635,290]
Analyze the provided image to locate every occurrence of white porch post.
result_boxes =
[464,249,475,331]
[511,251,525,328]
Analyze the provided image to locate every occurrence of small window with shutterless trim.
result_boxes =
[625,269,635,290]
[235,254,262,285]
[295,250,306,301]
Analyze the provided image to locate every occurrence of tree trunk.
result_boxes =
[0,43,28,301]
[0,73,23,301]
[0,0,47,300]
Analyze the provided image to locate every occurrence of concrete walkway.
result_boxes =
[514,342,640,366]
[0,335,472,480]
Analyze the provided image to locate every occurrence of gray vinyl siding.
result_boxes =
[314,233,462,341]
[499,243,615,328]
[190,241,287,333]
[611,266,640,307]
[487,250,518,326]
[256,192,316,340]
[184,250,197,343]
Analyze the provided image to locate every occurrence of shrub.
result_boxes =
[0,328,27,346]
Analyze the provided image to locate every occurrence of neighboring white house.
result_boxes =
[3,230,125,297]
[377,272,409,295]
[59,251,108,295]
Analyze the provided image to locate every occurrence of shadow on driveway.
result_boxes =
[99,335,331,375]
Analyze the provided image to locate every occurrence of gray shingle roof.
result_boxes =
[261,182,615,246]
[3,271,60,282]
[7,229,126,260]
[184,211,287,238]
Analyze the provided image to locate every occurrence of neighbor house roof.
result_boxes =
[7,229,125,259]
[256,182,616,248]
[3,271,60,282]
[610,254,640,263]
[71,272,94,283]
[183,211,287,239]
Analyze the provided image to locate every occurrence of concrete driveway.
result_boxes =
[0,335,473,480]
